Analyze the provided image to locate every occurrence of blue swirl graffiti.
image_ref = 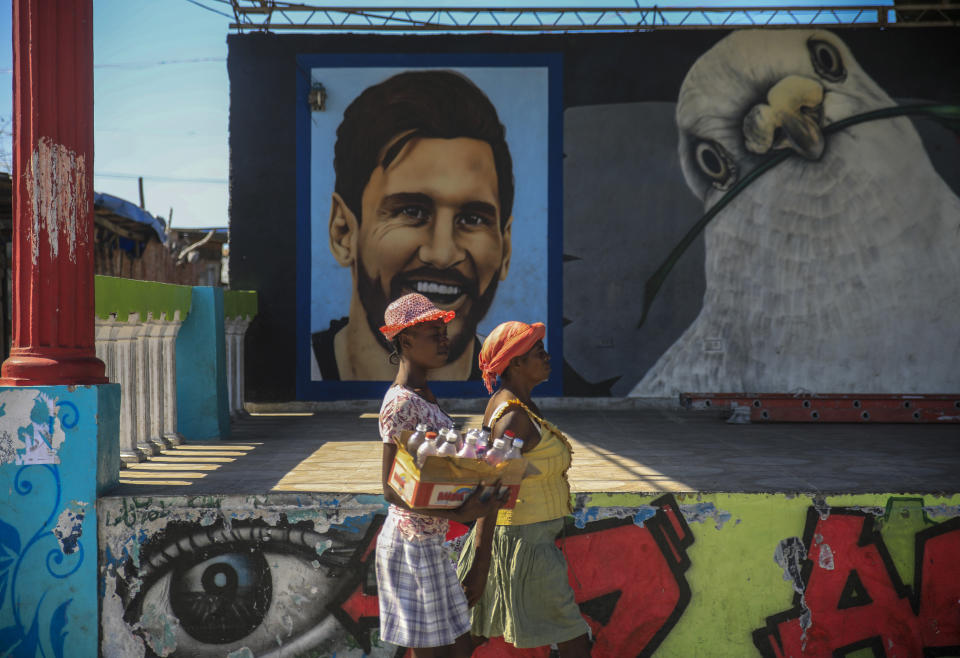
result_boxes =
[1,462,82,657]
[46,542,85,580]
[9,465,62,631]
[56,401,79,430]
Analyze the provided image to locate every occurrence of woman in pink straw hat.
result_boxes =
[376,292,505,657]
[457,321,591,656]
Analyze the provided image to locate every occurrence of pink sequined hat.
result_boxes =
[379,293,456,340]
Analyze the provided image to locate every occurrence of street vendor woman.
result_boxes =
[457,320,591,656]
[376,293,506,658]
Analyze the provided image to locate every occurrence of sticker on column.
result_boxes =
[0,389,77,465]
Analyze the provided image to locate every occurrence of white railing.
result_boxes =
[225,314,254,418]
[96,310,185,464]
[94,279,257,462]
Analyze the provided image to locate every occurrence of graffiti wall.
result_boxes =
[229,29,960,399]
[98,491,960,657]
[0,385,120,658]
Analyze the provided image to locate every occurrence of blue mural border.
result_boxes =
[295,52,564,401]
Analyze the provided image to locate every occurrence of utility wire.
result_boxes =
[183,0,234,19]
[94,57,224,69]
[96,172,227,185]
[1,58,225,74]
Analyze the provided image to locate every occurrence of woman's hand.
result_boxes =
[461,562,489,607]
[454,480,509,524]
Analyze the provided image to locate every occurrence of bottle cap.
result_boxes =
[445,430,458,443]
[416,423,428,431]
[425,431,438,439]
[492,438,507,449]
[504,430,516,438]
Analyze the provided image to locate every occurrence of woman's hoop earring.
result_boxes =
[389,336,402,366]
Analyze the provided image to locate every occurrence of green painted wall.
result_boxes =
[223,290,258,319]
[94,275,192,322]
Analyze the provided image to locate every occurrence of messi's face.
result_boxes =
[355,136,512,359]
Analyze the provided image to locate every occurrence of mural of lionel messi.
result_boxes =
[311,69,543,383]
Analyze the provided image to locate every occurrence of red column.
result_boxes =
[1,0,106,385]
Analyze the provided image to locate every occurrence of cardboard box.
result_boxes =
[388,431,530,509]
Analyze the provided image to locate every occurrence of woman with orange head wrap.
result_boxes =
[458,321,590,656]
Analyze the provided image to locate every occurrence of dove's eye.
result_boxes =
[694,140,737,190]
[807,38,846,83]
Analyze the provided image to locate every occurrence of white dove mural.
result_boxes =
[631,29,960,396]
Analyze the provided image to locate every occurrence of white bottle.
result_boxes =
[504,431,524,460]
[476,428,491,458]
[457,433,479,459]
[406,423,429,456]
[485,437,509,466]
[437,429,459,457]
[416,431,440,467]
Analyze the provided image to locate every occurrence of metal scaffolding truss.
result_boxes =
[228,2,960,32]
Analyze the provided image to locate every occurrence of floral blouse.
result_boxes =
[380,385,454,541]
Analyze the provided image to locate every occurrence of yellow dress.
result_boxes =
[456,399,589,648]
[492,400,574,526]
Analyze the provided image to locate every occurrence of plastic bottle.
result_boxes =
[485,437,509,466]
[457,433,479,459]
[417,431,439,467]
[405,423,429,456]
[504,432,524,460]
[436,429,459,457]
[475,428,490,460]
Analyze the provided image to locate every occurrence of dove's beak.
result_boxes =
[743,75,825,161]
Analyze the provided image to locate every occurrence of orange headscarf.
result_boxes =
[478,321,546,394]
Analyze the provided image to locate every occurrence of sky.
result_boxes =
[0,0,233,229]
[0,0,894,230]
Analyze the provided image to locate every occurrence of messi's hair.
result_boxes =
[334,70,514,230]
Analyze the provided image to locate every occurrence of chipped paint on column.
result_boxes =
[0,384,117,657]
[0,389,70,465]
[27,136,88,265]
[52,500,89,554]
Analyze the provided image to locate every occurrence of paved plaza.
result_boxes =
[110,403,960,497]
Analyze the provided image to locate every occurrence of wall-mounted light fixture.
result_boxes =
[308,83,327,112]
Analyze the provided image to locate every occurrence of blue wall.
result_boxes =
[176,286,231,440]
[0,384,120,658]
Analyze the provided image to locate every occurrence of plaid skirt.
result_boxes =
[376,511,471,648]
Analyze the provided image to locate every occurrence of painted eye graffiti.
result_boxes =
[122,521,377,657]
[169,551,272,644]
[808,38,846,82]
[693,140,737,190]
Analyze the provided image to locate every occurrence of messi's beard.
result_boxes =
[356,260,501,365]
